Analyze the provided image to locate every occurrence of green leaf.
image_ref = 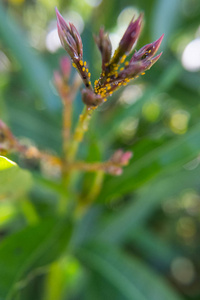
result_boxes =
[151,0,182,47]
[87,273,124,300]
[76,242,183,300]
[98,121,200,202]
[0,156,16,171]
[0,216,72,300]
[0,3,57,110]
[0,156,32,199]
[97,164,200,244]
[129,228,181,271]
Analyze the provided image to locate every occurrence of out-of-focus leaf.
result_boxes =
[76,241,183,300]
[98,121,200,202]
[0,216,71,300]
[8,104,62,151]
[151,0,182,48]
[97,164,200,244]
[129,228,181,272]
[0,156,16,170]
[70,206,103,249]
[0,156,32,199]
[86,273,124,300]
[0,202,16,226]
[0,3,57,110]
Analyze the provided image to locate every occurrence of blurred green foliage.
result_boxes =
[0,0,200,299]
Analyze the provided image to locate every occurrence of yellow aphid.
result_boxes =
[84,61,87,66]
[107,78,111,82]
[120,67,124,71]
[120,55,126,63]
[79,60,84,66]
[125,61,129,66]
[82,67,86,72]
[86,68,89,73]
[88,73,91,78]
[141,72,145,75]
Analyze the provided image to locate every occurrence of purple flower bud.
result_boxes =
[130,34,164,63]
[110,149,133,165]
[105,149,132,176]
[56,8,83,59]
[56,8,92,91]
[120,151,133,165]
[119,14,142,55]
[109,14,142,67]
[118,52,162,79]
[94,27,112,70]
[116,35,164,80]
[106,165,123,176]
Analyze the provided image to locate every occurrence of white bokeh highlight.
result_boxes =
[182,38,200,72]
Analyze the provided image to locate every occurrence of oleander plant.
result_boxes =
[0,0,200,299]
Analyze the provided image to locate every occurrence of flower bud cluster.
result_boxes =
[56,8,163,108]
[106,149,133,176]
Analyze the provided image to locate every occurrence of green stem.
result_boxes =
[76,170,104,216]
[62,74,82,159]
[63,99,72,157]
[42,260,65,300]
[66,160,121,172]
[67,106,93,162]
[86,170,104,203]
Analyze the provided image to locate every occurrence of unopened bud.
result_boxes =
[119,14,142,55]
[82,89,104,107]
[130,34,164,63]
[56,8,83,59]
[106,165,123,176]
[94,27,112,70]
[110,149,133,166]
[120,151,133,165]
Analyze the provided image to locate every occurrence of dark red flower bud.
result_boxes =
[56,8,83,59]
[94,27,112,70]
[119,14,143,55]
[130,34,164,63]
[111,149,133,165]
[109,14,143,66]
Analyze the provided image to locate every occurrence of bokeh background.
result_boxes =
[1,0,200,299]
